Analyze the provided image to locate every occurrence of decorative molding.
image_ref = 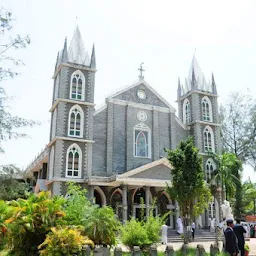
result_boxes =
[49,98,95,112]
[177,90,218,102]
[52,63,97,79]
[48,136,94,147]
[106,98,173,113]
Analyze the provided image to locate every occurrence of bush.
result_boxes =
[144,215,163,244]
[121,218,150,248]
[84,206,120,246]
[4,191,65,256]
[38,226,94,256]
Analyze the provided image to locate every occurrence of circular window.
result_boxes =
[137,111,147,122]
[137,89,146,100]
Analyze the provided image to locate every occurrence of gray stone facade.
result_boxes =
[28,28,222,227]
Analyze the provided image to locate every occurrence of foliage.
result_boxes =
[165,137,211,224]
[4,191,65,256]
[210,152,242,217]
[0,165,31,200]
[121,218,150,248]
[241,181,256,215]
[244,243,250,252]
[0,200,12,249]
[84,205,120,246]
[38,226,94,256]
[0,7,36,153]
[220,91,256,168]
[63,182,92,226]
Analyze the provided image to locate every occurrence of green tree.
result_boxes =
[0,164,31,200]
[241,181,256,215]
[220,91,256,168]
[210,152,242,218]
[0,7,36,153]
[165,137,211,242]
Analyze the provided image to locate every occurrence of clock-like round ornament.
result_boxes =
[137,89,146,100]
[137,111,147,122]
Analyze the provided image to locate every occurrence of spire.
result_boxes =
[177,77,181,98]
[90,43,96,68]
[61,37,68,63]
[211,73,217,94]
[54,52,59,71]
[68,26,90,66]
[191,66,197,89]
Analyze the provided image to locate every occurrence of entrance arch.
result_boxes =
[94,186,106,207]
[110,188,123,220]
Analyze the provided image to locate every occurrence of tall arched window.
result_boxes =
[204,126,215,152]
[183,98,191,124]
[202,96,212,122]
[70,70,85,101]
[134,123,151,158]
[66,144,82,178]
[68,105,84,138]
[206,158,215,180]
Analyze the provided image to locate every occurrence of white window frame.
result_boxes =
[69,70,85,101]
[68,104,84,138]
[133,123,151,159]
[183,98,191,124]
[205,158,216,180]
[66,143,82,178]
[202,96,213,122]
[204,125,215,152]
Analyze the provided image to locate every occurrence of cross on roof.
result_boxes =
[138,62,145,80]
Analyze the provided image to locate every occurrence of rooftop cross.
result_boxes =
[138,62,145,80]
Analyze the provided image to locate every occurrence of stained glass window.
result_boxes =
[70,70,85,100]
[202,97,212,122]
[134,123,151,158]
[204,126,214,152]
[66,144,81,178]
[68,106,83,137]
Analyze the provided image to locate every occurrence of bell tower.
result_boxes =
[48,26,96,195]
[177,56,222,226]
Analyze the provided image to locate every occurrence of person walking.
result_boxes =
[161,223,168,245]
[224,219,239,256]
[233,219,246,256]
[191,221,195,241]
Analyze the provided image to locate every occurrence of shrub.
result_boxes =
[144,215,164,244]
[121,218,150,248]
[84,206,120,246]
[38,226,94,256]
[4,191,65,256]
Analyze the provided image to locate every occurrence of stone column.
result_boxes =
[88,185,95,203]
[145,186,150,218]
[152,108,159,160]
[175,200,179,227]
[122,185,128,224]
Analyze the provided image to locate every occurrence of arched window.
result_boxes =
[134,123,151,158]
[202,96,212,122]
[204,126,215,152]
[206,158,215,180]
[66,144,82,178]
[70,70,85,101]
[183,98,191,124]
[68,105,84,137]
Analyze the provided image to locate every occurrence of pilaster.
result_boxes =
[145,186,150,218]
[106,103,114,175]
[153,108,159,160]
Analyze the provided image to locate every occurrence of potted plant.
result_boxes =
[244,243,250,256]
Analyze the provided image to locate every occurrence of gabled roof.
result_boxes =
[117,158,172,178]
[106,79,176,112]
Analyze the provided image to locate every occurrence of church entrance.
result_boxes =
[133,188,146,220]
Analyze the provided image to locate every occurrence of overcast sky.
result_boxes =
[1,0,256,181]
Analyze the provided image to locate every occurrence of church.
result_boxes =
[26,26,222,228]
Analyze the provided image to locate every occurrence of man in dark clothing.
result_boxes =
[233,219,246,256]
[224,219,239,256]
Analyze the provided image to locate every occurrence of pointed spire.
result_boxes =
[90,43,96,68]
[68,26,90,66]
[211,73,217,94]
[191,66,197,89]
[55,52,59,71]
[61,37,68,63]
[177,77,181,98]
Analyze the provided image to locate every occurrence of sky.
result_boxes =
[1,0,256,181]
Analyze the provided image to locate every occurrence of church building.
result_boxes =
[27,26,222,228]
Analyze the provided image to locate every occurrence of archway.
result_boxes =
[94,186,106,207]
[133,188,146,204]
[110,189,123,220]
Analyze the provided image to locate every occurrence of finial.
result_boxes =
[138,62,145,80]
